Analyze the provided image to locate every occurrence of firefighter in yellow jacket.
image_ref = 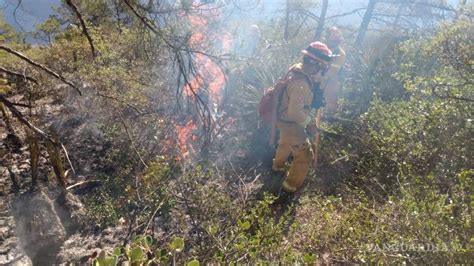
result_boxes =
[272,42,332,193]
[323,27,346,112]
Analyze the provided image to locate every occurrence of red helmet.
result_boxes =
[301,41,332,64]
[328,26,343,41]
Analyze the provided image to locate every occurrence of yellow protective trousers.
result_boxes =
[272,122,312,193]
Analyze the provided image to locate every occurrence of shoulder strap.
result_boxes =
[288,69,313,88]
[276,69,313,115]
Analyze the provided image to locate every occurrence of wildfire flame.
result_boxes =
[175,3,232,160]
[176,120,198,159]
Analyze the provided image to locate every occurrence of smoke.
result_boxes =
[11,190,66,265]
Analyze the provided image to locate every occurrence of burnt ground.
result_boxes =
[0,191,30,265]
[0,87,340,264]
[0,93,124,265]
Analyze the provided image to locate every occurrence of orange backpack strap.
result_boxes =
[288,69,313,88]
[276,69,313,115]
[267,69,294,145]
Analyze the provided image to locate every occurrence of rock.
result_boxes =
[11,190,67,265]
[56,234,103,265]
[18,164,29,170]
[7,227,15,237]
[0,245,8,254]
[12,255,32,265]
[1,238,15,251]
[54,192,87,234]
[0,227,8,239]
[4,134,22,153]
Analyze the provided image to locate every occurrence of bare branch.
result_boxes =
[12,0,26,32]
[0,66,38,84]
[0,94,53,142]
[432,83,474,102]
[326,7,367,20]
[66,179,101,191]
[97,92,144,114]
[123,1,224,151]
[120,116,149,169]
[60,142,76,176]
[293,9,319,22]
[65,0,97,57]
[9,101,32,108]
[123,0,159,34]
[143,202,164,234]
[0,45,82,95]
[1,94,78,175]
[381,0,457,12]
[433,91,474,102]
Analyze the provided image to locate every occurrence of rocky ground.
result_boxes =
[0,93,123,265]
[1,106,41,265]
[0,192,31,265]
[0,88,338,265]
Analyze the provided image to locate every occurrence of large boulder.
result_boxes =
[12,190,66,265]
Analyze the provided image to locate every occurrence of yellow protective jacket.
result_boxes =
[278,63,314,127]
[326,47,346,80]
[322,47,346,111]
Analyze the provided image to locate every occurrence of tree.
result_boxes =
[0,12,19,43]
[356,0,378,48]
[35,16,61,44]
[313,0,328,40]
[284,0,290,40]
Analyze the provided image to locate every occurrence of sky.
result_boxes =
[0,0,372,32]
[0,0,463,33]
[1,0,60,32]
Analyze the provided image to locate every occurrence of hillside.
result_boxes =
[0,0,472,264]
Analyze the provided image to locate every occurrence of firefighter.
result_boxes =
[237,24,261,58]
[323,26,346,112]
[272,42,332,194]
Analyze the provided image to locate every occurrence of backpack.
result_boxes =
[258,68,313,145]
[258,78,289,124]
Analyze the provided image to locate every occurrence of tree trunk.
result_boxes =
[355,0,377,49]
[392,3,404,28]
[314,0,328,40]
[284,0,290,41]
[65,0,97,58]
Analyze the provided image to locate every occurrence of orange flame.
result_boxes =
[176,3,233,160]
[176,120,198,159]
